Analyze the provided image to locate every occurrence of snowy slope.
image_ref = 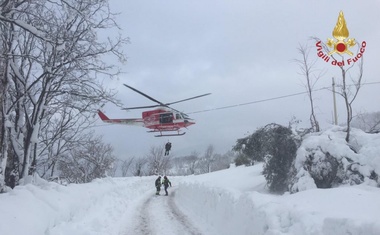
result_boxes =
[176,165,380,235]
[1,164,379,235]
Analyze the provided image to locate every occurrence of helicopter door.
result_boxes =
[159,113,173,124]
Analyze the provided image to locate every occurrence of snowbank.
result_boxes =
[175,165,380,235]
[0,177,154,235]
[292,127,380,191]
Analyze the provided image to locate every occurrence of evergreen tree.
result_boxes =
[233,128,267,163]
[234,123,298,193]
[261,124,297,193]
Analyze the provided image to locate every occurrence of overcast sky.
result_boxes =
[95,0,380,159]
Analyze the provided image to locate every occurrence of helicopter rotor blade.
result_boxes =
[123,84,166,107]
[122,84,210,116]
[122,104,161,110]
[164,93,211,106]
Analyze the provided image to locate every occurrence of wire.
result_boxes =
[188,81,380,114]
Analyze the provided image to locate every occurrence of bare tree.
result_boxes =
[210,153,230,172]
[205,145,215,173]
[351,111,380,133]
[0,0,127,190]
[294,43,323,132]
[58,134,116,183]
[170,151,199,175]
[198,145,215,174]
[132,157,147,177]
[120,157,135,177]
[146,146,172,176]
[313,37,364,142]
[187,151,200,175]
[37,107,95,179]
[338,58,364,142]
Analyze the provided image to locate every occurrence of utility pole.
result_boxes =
[332,77,338,125]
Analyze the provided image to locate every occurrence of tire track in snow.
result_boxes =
[132,196,153,235]
[129,188,203,235]
[167,191,203,235]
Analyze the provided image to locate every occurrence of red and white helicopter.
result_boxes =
[98,84,210,137]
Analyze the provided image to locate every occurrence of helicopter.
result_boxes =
[97,84,210,137]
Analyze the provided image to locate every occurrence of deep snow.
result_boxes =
[1,163,379,235]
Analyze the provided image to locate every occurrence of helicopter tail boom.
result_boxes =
[97,110,144,126]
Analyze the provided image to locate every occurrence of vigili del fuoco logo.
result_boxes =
[316,11,366,66]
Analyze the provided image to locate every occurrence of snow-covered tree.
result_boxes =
[170,149,232,176]
[0,0,127,190]
[211,153,231,172]
[146,146,172,176]
[233,128,268,163]
[197,145,215,174]
[351,111,380,133]
[58,135,115,183]
[170,151,200,176]
[260,124,297,193]
[234,124,298,193]
[132,157,148,177]
[184,151,199,175]
[37,107,96,179]
[120,157,135,177]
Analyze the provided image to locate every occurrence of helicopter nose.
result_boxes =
[184,119,195,127]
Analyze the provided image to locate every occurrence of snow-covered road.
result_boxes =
[127,189,203,235]
[107,176,205,235]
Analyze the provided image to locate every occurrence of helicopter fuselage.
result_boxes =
[142,108,194,132]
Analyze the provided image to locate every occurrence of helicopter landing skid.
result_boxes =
[154,132,186,137]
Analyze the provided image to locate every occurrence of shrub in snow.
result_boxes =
[303,150,342,188]
[261,124,298,193]
[234,123,298,193]
[233,127,268,163]
[234,153,252,166]
[290,127,380,192]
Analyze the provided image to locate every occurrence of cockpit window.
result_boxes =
[176,113,182,119]
[160,113,173,124]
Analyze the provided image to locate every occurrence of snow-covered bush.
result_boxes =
[233,127,268,163]
[291,126,380,192]
[234,153,252,166]
[234,123,298,193]
[261,124,298,193]
[302,150,342,188]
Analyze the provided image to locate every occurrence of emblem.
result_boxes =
[326,11,356,56]
[315,11,366,66]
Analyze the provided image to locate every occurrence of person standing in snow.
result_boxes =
[155,176,162,195]
[162,176,172,196]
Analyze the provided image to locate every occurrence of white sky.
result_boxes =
[95,0,380,159]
